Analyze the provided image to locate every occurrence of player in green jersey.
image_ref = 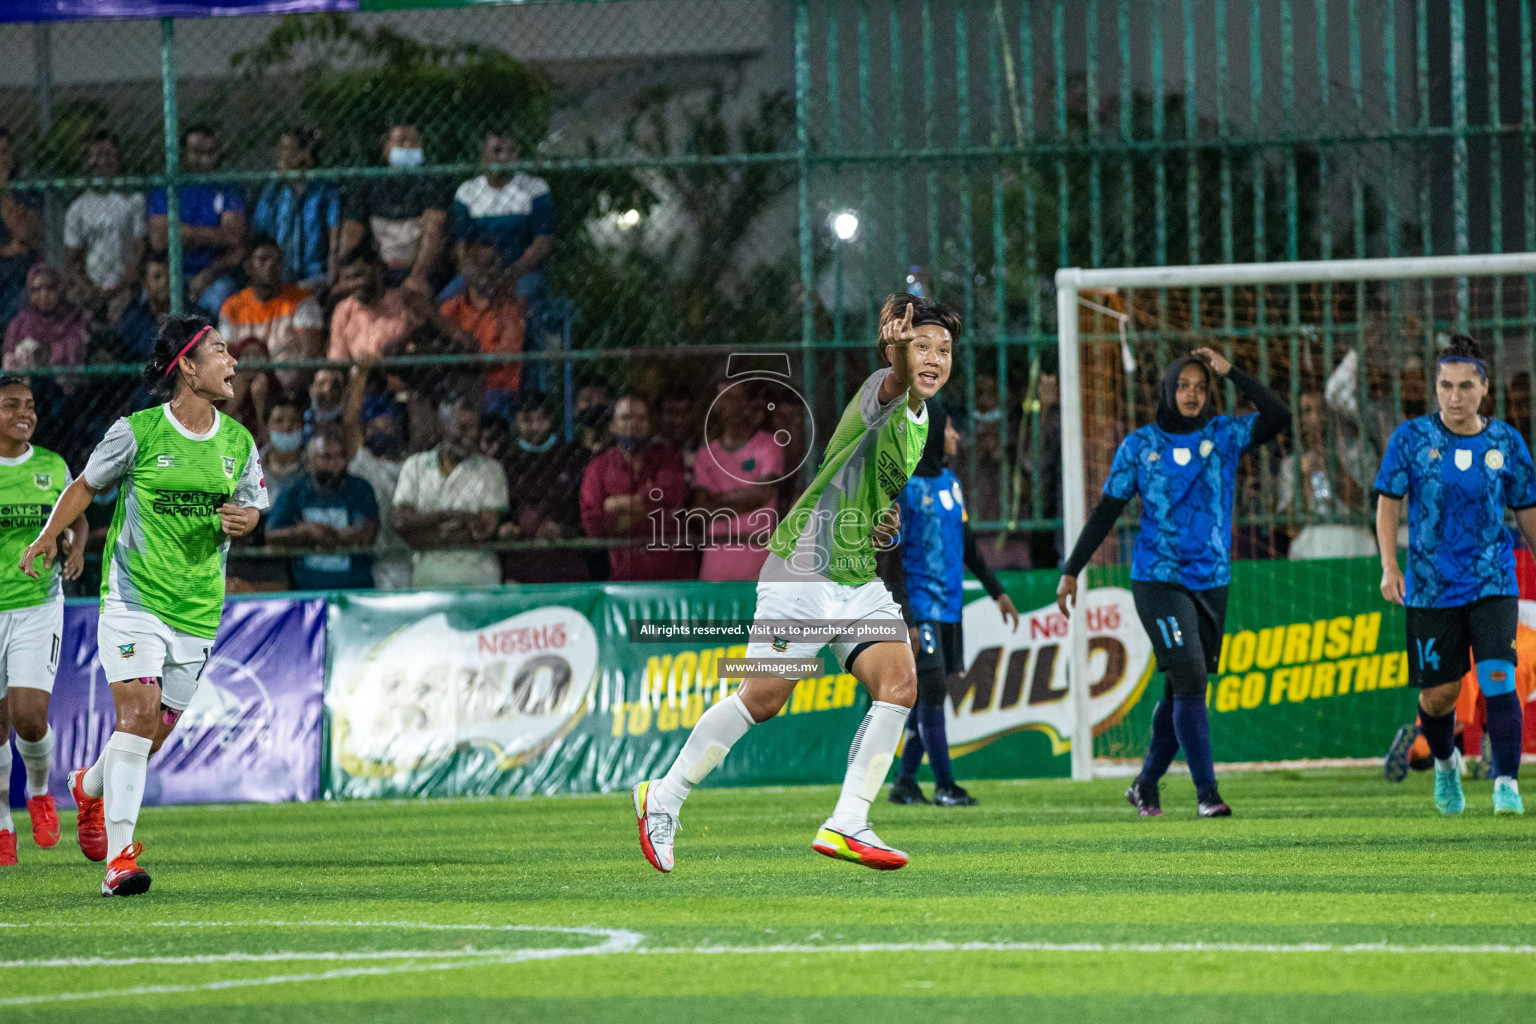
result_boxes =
[21,315,267,896]
[0,376,86,867]
[635,294,957,873]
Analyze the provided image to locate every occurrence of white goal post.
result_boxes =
[1056,251,1536,781]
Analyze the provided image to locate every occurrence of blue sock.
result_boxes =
[1137,695,1180,787]
[1418,706,1457,762]
[915,702,954,788]
[1484,691,1523,780]
[897,711,925,783]
[1172,696,1217,800]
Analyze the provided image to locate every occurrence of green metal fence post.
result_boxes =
[796,0,815,444]
[161,16,184,317]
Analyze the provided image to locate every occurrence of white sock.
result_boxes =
[652,694,755,811]
[103,732,153,860]
[14,728,54,798]
[0,741,12,833]
[830,701,908,833]
[1435,756,1456,772]
[83,741,110,799]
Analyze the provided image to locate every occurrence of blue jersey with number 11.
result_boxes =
[1373,414,1536,608]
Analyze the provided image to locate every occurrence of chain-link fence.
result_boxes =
[0,0,1529,592]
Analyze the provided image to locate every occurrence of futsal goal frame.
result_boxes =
[1056,251,1536,781]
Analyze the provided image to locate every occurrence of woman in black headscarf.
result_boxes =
[1056,347,1289,818]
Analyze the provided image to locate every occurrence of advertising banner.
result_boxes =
[0,2,356,23]
[326,558,1423,799]
[8,597,326,809]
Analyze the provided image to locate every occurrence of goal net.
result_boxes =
[1056,254,1536,780]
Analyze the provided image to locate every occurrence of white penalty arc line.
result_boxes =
[0,925,644,1008]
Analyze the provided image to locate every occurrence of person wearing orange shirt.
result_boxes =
[437,233,525,419]
[218,235,323,396]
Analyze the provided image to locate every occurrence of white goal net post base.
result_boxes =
[1055,252,1536,782]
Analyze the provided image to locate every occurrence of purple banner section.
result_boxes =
[8,597,325,809]
[0,1,357,23]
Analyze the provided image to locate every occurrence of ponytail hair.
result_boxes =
[1438,333,1489,381]
[145,314,214,399]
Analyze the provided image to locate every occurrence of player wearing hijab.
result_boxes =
[0,375,87,867]
[1057,348,1289,817]
[1375,334,1536,816]
[21,314,267,896]
[633,294,955,873]
[885,400,1019,807]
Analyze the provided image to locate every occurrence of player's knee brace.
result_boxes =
[1478,659,1518,697]
[1164,660,1208,700]
[916,665,947,707]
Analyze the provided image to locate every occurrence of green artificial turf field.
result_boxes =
[2,771,1535,1022]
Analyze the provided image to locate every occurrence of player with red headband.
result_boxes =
[20,315,267,896]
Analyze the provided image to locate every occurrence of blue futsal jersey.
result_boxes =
[1373,414,1536,608]
[1103,413,1258,590]
[896,468,968,623]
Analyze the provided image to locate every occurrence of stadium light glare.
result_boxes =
[830,210,859,242]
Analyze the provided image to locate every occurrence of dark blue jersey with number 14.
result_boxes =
[1374,414,1536,608]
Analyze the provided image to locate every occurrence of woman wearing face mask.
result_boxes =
[260,397,307,509]
[1057,348,1289,819]
[20,314,266,896]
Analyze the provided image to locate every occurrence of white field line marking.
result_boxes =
[0,925,643,1008]
[3,948,551,969]
[634,940,1536,956]
[9,929,1536,1007]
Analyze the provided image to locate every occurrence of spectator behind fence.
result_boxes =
[438,234,525,416]
[114,252,171,362]
[343,360,412,589]
[251,128,339,290]
[64,130,144,320]
[148,124,246,317]
[4,264,88,377]
[266,428,380,591]
[1276,389,1378,560]
[690,377,782,581]
[655,386,700,472]
[339,123,449,301]
[444,130,553,304]
[499,391,588,582]
[580,394,695,581]
[261,397,307,509]
[394,398,507,587]
[329,243,411,364]
[224,333,275,440]
[0,128,42,326]
[219,234,323,395]
[306,367,346,438]
[478,414,510,462]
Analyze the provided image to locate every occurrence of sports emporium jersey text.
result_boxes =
[1103,413,1258,590]
[0,446,69,612]
[896,468,968,623]
[1373,414,1536,608]
[768,369,928,584]
[85,406,269,638]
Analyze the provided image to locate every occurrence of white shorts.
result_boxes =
[743,577,907,673]
[96,608,214,712]
[0,599,63,697]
